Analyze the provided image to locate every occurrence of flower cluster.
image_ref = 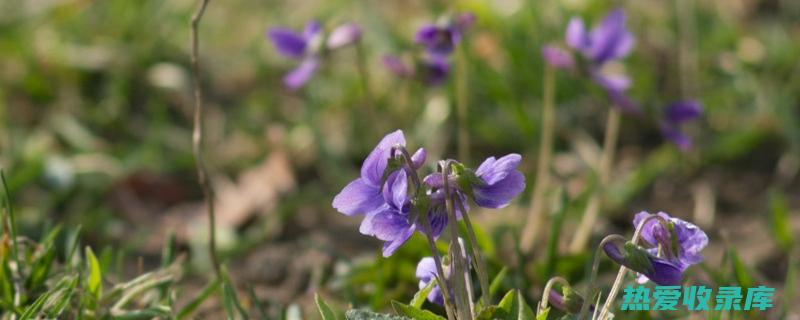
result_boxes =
[332,130,525,257]
[268,21,362,90]
[542,8,638,112]
[383,13,476,85]
[603,211,708,285]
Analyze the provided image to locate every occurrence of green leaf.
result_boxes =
[476,306,499,319]
[177,278,221,320]
[535,307,549,320]
[495,290,535,320]
[19,290,51,320]
[345,309,409,320]
[488,267,508,297]
[221,269,249,320]
[730,249,754,288]
[391,301,445,320]
[769,190,794,251]
[410,278,436,309]
[316,293,338,320]
[85,246,103,300]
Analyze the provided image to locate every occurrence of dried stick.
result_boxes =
[190,0,222,279]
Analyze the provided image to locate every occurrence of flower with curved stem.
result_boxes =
[602,239,684,286]
[424,154,526,209]
[601,211,708,285]
[632,211,708,281]
[660,101,702,150]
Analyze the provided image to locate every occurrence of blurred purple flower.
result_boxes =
[565,8,634,65]
[661,101,702,150]
[542,45,575,70]
[546,8,639,111]
[422,55,450,86]
[327,23,362,49]
[268,21,323,90]
[382,54,415,78]
[416,23,460,56]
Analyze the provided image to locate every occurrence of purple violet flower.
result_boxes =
[332,130,426,256]
[268,21,323,90]
[603,211,708,285]
[661,101,702,150]
[424,154,526,209]
[472,154,526,208]
[632,211,708,271]
[416,257,446,305]
[358,170,416,256]
[332,130,422,218]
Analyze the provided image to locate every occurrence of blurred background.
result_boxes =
[1,0,799,318]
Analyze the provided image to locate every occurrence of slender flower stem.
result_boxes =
[577,234,627,319]
[455,45,470,163]
[419,209,457,320]
[190,0,222,279]
[393,145,455,319]
[521,64,556,254]
[597,215,670,319]
[456,199,490,309]
[569,107,621,254]
[539,276,569,313]
[442,160,473,319]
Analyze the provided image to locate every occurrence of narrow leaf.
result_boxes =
[316,293,338,320]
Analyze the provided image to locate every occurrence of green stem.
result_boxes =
[597,215,670,319]
[455,46,469,163]
[539,276,569,313]
[395,146,456,320]
[521,64,556,254]
[456,199,491,309]
[577,234,627,319]
[441,160,473,319]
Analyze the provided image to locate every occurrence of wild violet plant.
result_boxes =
[538,8,639,254]
[332,130,526,319]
